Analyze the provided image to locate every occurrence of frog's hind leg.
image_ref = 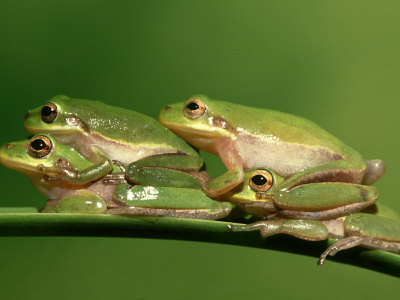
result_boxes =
[319,213,400,265]
[111,183,232,220]
[274,182,378,220]
[362,159,386,185]
[227,219,329,241]
[129,167,204,189]
[277,160,366,191]
[318,236,364,265]
[318,236,400,265]
[106,206,231,220]
[125,154,205,189]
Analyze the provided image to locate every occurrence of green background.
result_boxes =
[0,0,399,299]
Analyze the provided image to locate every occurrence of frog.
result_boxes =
[23,95,204,188]
[225,168,378,220]
[158,95,385,197]
[223,168,400,265]
[0,134,232,219]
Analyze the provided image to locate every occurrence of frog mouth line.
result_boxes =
[0,159,45,176]
[162,122,221,139]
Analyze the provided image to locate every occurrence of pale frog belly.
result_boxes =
[235,134,342,178]
[95,141,178,165]
[89,135,180,165]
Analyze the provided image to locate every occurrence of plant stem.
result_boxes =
[0,208,399,277]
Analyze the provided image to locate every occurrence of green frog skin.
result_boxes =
[224,168,399,265]
[159,95,385,197]
[0,134,231,219]
[24,95,204,187]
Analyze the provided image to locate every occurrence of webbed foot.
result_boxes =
[318,236,364,265]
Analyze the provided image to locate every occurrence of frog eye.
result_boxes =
[41,102,58,123]
[28,136,53,158]
[184,98,206,119]
[249,170,273,192]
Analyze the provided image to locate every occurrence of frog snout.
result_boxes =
[0,143,12,164]
[24,111,31,119]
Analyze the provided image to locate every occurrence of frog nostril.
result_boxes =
[164,105,171,111]
[24,112,30,119]
[5,143,13,149]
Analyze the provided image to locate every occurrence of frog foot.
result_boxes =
[102,173,126,185]
[42,168,78,182]
[318,236,365,265]
[38,158,79,182]
[318,235,400,265]
[42,170,78,182]
[362,159,386,185]
[112,160,126,172]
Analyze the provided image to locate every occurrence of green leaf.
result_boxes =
[0,207,399,277]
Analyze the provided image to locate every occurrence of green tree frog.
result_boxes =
[159,95,385,197]
[0,134,231,219]
[224,168,400,264]
[226,168,378,220]
[23,95,204,187]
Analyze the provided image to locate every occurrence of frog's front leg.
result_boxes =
[227,219,329,241]
[277,160,366,191]
[43,150,113,185]
[318,213,400,265]
[200,137,244,197]
[109,183,232,220]
[274,182,378,220]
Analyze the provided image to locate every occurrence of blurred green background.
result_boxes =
[0,0,399,299]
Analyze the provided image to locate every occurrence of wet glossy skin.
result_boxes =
[225,169,377,220]
[159,95,385,197]
[0,134,231,219]
[0,134,112,213]
[225,168,400,265]
[24,95,204,187]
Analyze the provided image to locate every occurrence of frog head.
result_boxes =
[159,95,238,151]
[0,134,88,178]
[225,168,285,217]
[228,168,284,203]
[24,95,102,136]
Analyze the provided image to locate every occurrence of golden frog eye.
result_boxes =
[29,136,53,158]
[249,170,273,192]
[184,98,206,119]
[41,102,58,123]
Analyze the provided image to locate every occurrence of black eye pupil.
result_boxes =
[31,139,46,151]
[251,175,267,186]
[41,106,53,117]
[187,102,199,110]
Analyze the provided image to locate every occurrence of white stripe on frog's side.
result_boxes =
[164,127,342,177]
[91,134,178,165]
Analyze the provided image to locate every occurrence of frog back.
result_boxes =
[208,100,363,164]
[57,97,199,157]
